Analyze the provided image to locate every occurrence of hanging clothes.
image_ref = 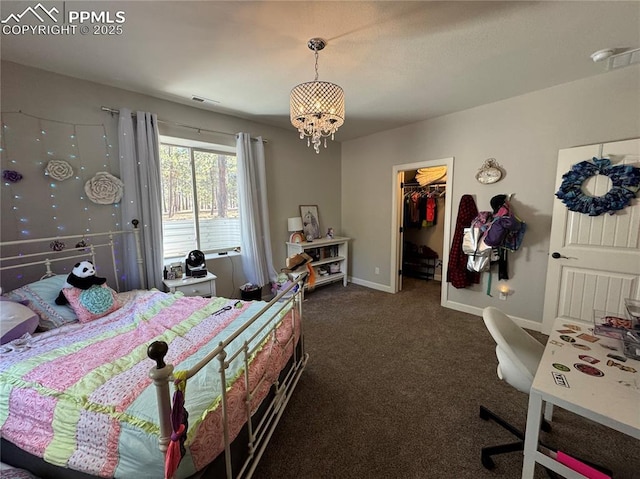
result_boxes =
[425,195,437,226]
[491,195,510,280]
[447,194,481,288]
[404,190,427,228]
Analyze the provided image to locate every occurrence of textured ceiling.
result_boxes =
[1,1,639,141]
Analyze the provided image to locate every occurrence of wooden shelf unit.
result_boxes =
[286,236,350,289]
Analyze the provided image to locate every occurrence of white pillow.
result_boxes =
[1,300,39,344]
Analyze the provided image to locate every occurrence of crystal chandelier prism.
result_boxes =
[290,38,345,154]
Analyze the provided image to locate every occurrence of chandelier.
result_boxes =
[290,38,345,154]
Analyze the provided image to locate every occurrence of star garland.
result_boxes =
[555,157,640,216]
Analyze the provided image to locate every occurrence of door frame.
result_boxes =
[391,157,454,307]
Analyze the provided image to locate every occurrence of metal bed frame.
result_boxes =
[0,222,308,479]
[0,220,144,292]
[148,278,307,479]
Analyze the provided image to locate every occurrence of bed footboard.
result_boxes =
[147,341,174,453]
[147,278,308,479]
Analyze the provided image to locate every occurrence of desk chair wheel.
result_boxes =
[481,452,495,470]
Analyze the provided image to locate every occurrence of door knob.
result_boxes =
[551,252,577,260]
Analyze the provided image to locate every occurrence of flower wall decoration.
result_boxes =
[46,159,74,181]
[49,240,66,252]
[75,239,89,251]
[3,170,23,183]
[555,157,640,216]
[84,171,124,204]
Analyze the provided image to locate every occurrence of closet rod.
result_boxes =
[402,182,446,188]
[100,106,267,143]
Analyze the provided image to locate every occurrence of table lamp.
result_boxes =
[288,217,304,243]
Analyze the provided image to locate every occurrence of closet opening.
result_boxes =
[391,158,454,307]
[402,173,446,281]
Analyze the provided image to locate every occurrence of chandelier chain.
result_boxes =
[314,48,319,82]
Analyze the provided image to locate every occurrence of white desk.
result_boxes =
[522,318,640,478]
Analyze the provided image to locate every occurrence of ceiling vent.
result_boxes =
[607,48,640,71]
[191,95,219,104]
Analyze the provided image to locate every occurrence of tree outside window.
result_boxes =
[160,142,239,258]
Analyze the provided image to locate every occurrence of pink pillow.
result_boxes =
[62,284,121,323]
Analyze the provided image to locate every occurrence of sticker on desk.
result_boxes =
[578,355,599,364]
[577,333,599,343]
[560,335,576,343]
[549,339,564,347]
[552,372,570,387]
[574,363,604,377]
[563,324,582,331]
[553,363,570,372]
[557,329,577,334]
[607,353,627,362]
[572,343,591,351]
[606,360,637,373]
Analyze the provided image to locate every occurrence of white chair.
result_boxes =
[479,306,552,470]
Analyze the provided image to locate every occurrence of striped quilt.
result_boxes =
[0,290,297,478]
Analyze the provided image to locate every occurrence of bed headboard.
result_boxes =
[0,220,143,293]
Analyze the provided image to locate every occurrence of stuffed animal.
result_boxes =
[55,261,107,305]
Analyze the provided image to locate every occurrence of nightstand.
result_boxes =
[163,272,217,297]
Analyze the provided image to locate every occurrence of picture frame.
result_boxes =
[170,264,183,278]
[299,205,321,240]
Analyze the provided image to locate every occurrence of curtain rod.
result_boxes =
[101,106,267,143]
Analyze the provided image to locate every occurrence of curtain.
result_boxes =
[118,109,164,291]
[236,133,276,287]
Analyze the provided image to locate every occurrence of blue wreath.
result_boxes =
[555,157,640,216]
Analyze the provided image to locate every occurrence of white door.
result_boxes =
[542,138,640,334]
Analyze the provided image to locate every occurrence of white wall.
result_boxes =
[342,64,640,326]
[0,61,342,295]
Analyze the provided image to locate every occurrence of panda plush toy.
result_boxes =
[55,260,107,305]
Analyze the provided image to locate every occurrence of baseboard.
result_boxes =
[349,277,393,293]
[443,300,543,332]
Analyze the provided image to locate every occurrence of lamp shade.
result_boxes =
[288,217,303,232]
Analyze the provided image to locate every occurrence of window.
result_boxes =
[159,137,239,259]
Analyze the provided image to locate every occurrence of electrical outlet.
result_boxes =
[375,267,380,275]
[499,291,507,300]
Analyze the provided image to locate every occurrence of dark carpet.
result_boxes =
[254,278,639,479]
